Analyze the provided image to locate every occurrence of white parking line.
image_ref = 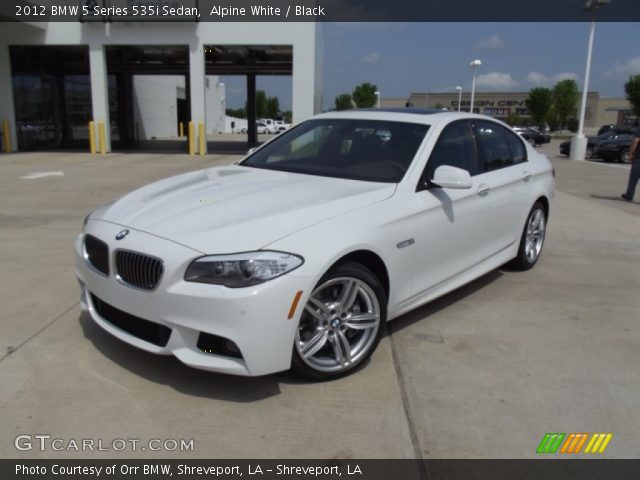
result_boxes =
[21,171,65,179]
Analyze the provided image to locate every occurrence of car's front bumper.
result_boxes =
[596,147,623,159]
[75,221,315,376]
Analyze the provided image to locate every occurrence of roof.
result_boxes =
[315,108,484,125]
[358,107,445,115]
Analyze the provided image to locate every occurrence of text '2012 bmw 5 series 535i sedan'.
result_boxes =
[76,109,555,379]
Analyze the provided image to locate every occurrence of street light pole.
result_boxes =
[455,86,462,112]
[570,0,611,160]
[469,59,482,114]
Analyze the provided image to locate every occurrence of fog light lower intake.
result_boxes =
[197,332,243,359]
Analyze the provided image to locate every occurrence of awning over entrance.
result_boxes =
[204,45,293,75]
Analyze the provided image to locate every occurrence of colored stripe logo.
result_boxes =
[537,433,612,454]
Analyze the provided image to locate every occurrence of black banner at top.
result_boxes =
[3,0,640,22]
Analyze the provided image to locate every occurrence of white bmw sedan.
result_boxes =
[76,109,554,379]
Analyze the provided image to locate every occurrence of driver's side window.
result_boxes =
[422,120,479,182]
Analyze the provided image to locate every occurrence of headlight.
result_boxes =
[184,251,304,288]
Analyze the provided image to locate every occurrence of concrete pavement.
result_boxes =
[0,144,638,459]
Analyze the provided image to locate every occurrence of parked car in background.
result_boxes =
[76,110,554,379]
[240,122,272,135]
[596,124,634,136]
[559,129,631,160]
[598,124,615,136]
[274,120,291,132]
[596,132,636,163]
[514,127,551,147]
[257,119,279,134]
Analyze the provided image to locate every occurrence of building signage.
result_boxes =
[483,108,510,117]
[452,99,527,108]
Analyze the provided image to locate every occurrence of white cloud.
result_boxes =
[525,71,548,84]
[475,72,518,89]
[605,57,640,78]
[362,52,380,64]
[551,72,578,82]
[525,71,578,85]
[475,34,505,50]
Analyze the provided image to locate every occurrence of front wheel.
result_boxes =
[586,146,595,159]
[291,263,386,380]
[620,147,630,164]
[528,138,536,147]
[509,202,547,271]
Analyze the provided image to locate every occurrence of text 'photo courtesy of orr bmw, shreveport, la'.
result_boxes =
[76,109,555,380]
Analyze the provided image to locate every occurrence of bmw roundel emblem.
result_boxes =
[115,229,130,241]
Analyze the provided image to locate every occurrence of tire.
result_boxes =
[291,262,386,380]
[509,202,547,271]
[528,138,536,147]
[586,146,595,159]
[620,147,630,164]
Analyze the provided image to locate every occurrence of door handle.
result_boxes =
[477,184,491,196]
[522,171,532,182]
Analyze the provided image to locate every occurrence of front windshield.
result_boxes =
[241,119,429,183]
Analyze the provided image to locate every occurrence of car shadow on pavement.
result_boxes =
[78,312,283,402]
[78,269,508,391]
[385,269,503,337]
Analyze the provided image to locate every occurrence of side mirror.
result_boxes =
[431,165,473,189]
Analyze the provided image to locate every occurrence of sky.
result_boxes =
[221,22,640,112]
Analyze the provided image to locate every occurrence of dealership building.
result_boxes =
[405,91,635,131]
[0,19,322,152]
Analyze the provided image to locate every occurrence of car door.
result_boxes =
[471,120,531,259]
[410,120,491,297]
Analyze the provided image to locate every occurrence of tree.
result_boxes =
[265,96,280,119]
[280,110,292,123]
[567,117,579,133]
[552,79,579,130]
[226,108,246,119]
[334,93,353,111]
[246,90,268,118]
[624,75,640,117]
[505,112,523,127]
[352,82,378,108]
[546,105,560,132]
[526,87,553,127]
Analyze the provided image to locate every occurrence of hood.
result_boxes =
[93,165,396,253]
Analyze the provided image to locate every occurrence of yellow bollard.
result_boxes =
[198,121,206,156]
[88,121,96,154]
[2,119,11,153]
[98,121,106,154]
[179,121,184,138]
[188,121,195,155]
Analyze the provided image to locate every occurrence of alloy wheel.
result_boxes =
[621,149,630,164]
[525,208,546,264]
[295,277,381,373]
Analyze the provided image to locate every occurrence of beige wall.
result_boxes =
[379,98,408,108]
[595,97,635,128]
